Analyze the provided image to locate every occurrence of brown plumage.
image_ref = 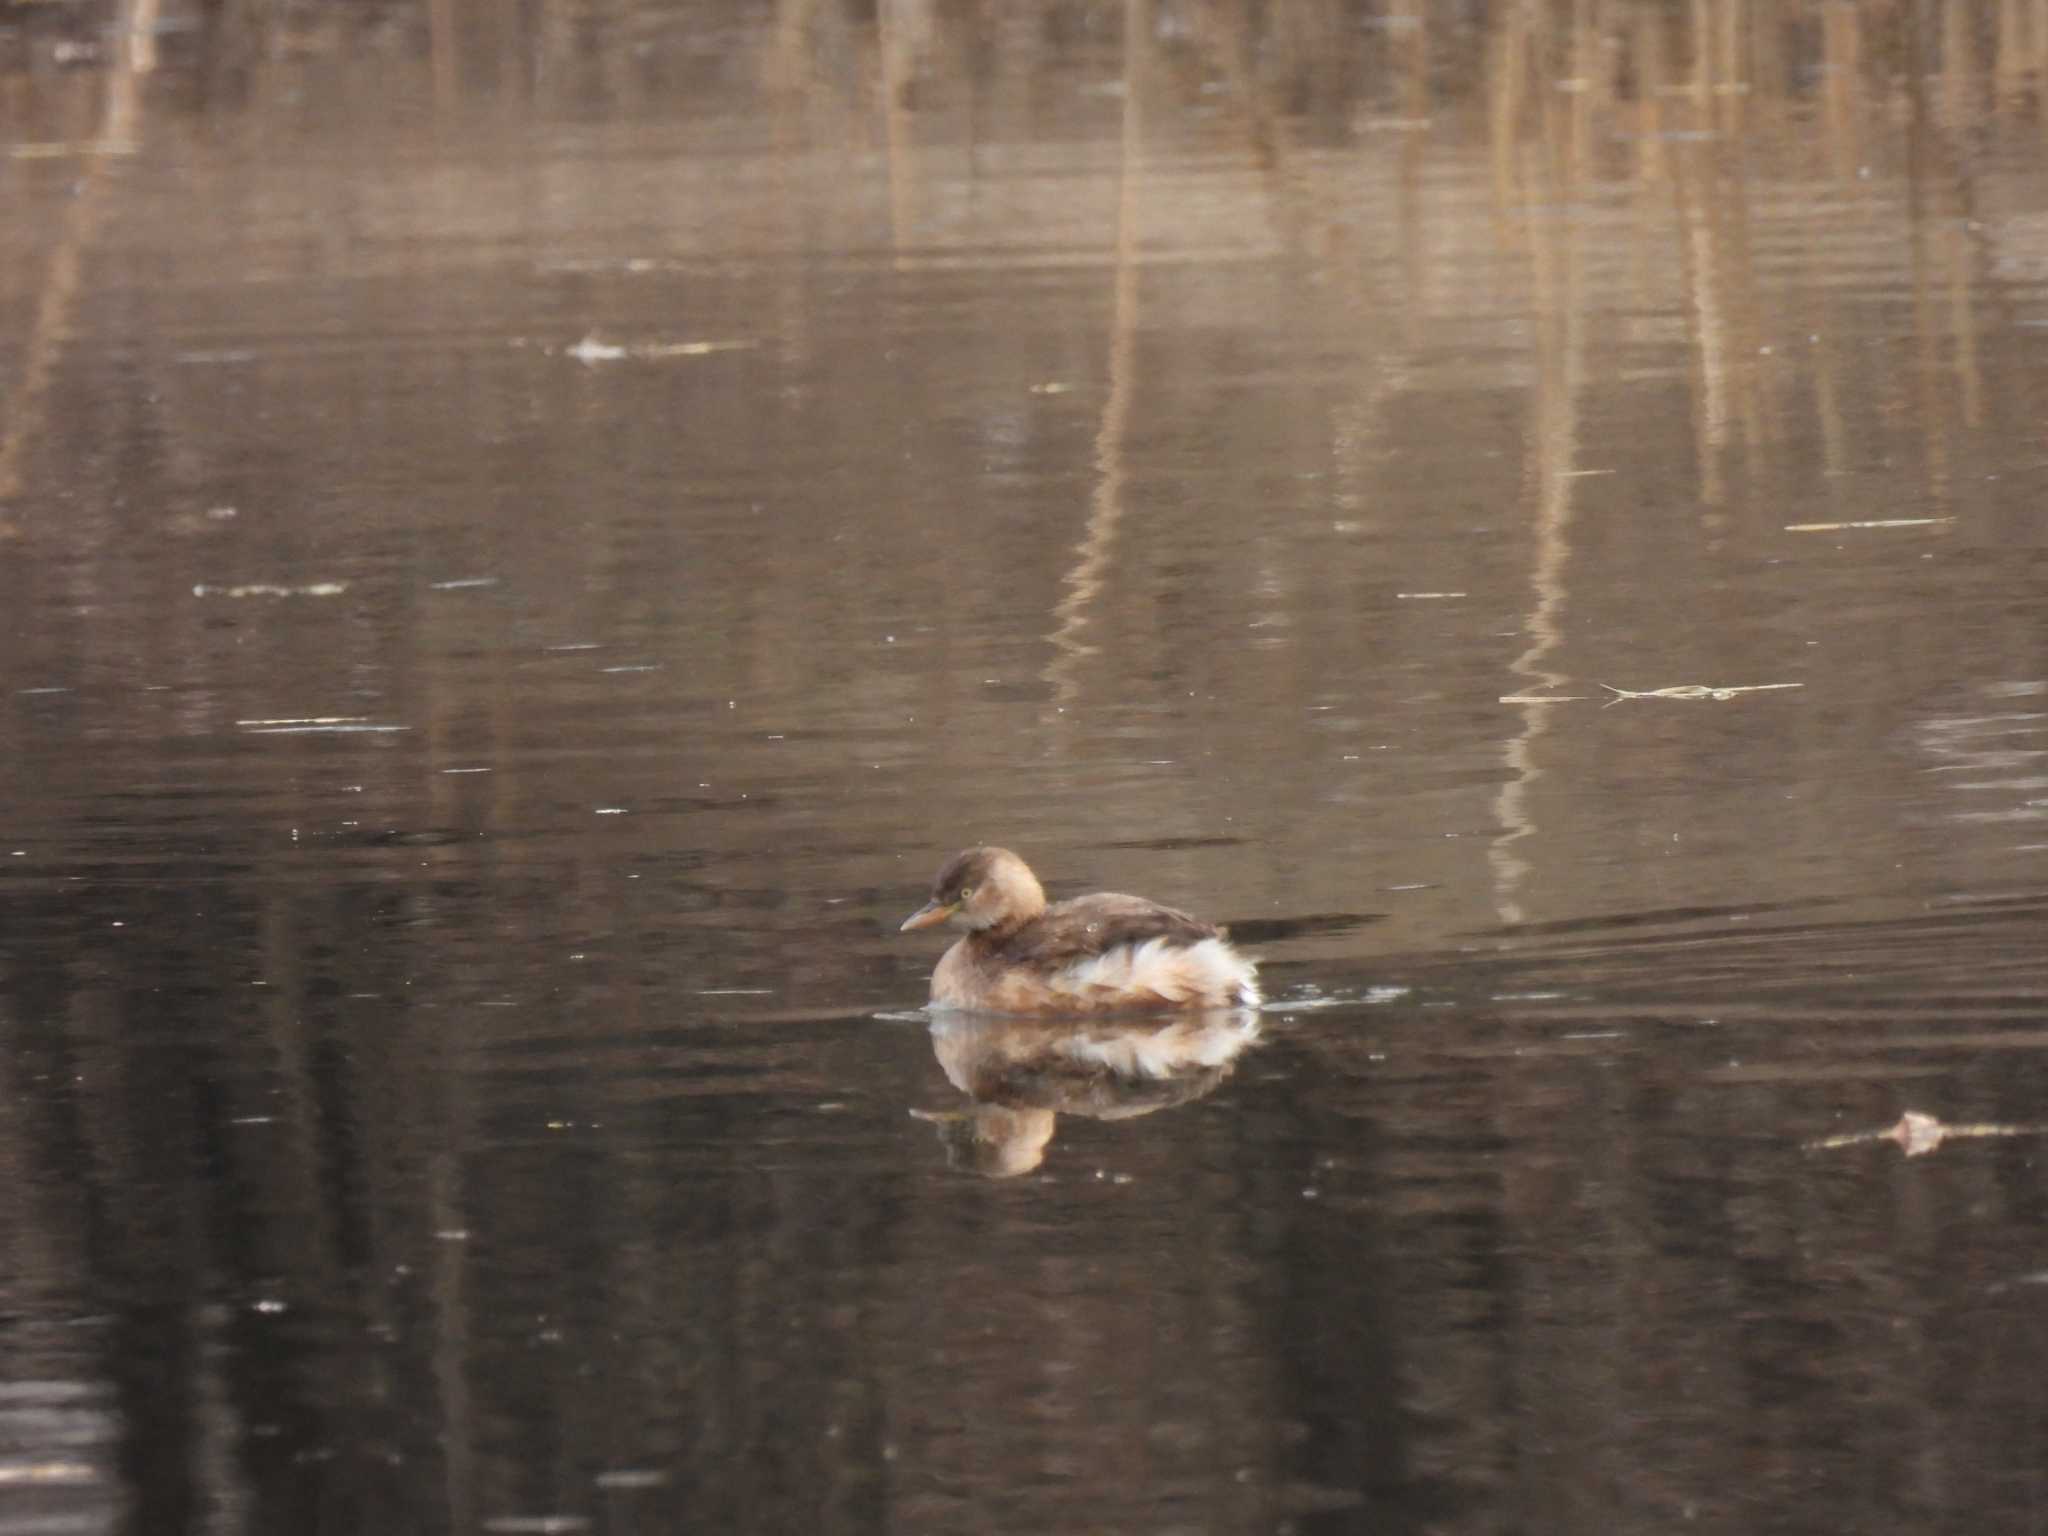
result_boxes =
[899,846,1260,1014]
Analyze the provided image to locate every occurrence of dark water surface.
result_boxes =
[4,3,2048,1532]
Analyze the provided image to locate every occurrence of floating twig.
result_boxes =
[563,335,756,364]
[193,581,347,598]
[9,141,139,159]
[1598,682,1804,705]
[1808,1110,2048,1158]
[1783,517,1954,532]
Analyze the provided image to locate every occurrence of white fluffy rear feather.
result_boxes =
[1047,936,1260,1009]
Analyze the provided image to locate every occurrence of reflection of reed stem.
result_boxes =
[0,0,157,505]
[1044,0,1147,711]
[1672,145,1729,506]
[429,0,458,111]
[1489,134,1585,926]
[879,0,919,262]
[428,1152,473,1532]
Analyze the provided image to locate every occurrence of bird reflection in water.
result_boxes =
[913,1009,1261,1177]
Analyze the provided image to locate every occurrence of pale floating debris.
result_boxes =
[1029,381,1072,394]
[545,643,602,652]
[1600,682,1804,703]
[533,257,669,276]
[434,1229,471,1242]
[178,350,257,364]
[483,1520,591,1535]
[1809,1109,2048,1158]
[594,807,628,815]
[0,1462,97,1485]
[194,581,347,598]
[430,577,499,591]
[441,767,492,775]
[698,988,773,996]
[565,334,756,365]
[1266,984,1409,1012]
[229,1115,275,1126]
[241,723,409,735]
[1784,517,1954,532]
[207,505,239,520]
[1499,693,1590,704]
[594,1470,670,1490]
[600,664,661,674]
[251,1299,287,1314]
[1397,592,1467,600]
[238,716,368,727]
[9,140,136,158]
[1557,468,1615,478]
[18,687,70,696]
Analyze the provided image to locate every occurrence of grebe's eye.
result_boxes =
[957,885,976,901]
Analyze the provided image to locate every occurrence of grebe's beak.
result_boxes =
[900,899,956,932]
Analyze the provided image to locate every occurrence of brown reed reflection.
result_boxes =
[1043,0,1151,712]
[0,0,156,508]
[913,1009,1260,1177]
[1487,8,1589,929]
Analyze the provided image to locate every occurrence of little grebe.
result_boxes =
[900,846,1260,1013]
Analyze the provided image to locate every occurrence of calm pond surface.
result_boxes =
[3,2,2048,1532]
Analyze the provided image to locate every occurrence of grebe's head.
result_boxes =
[899,846,1047,933]
[911,1105,1057,1178]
